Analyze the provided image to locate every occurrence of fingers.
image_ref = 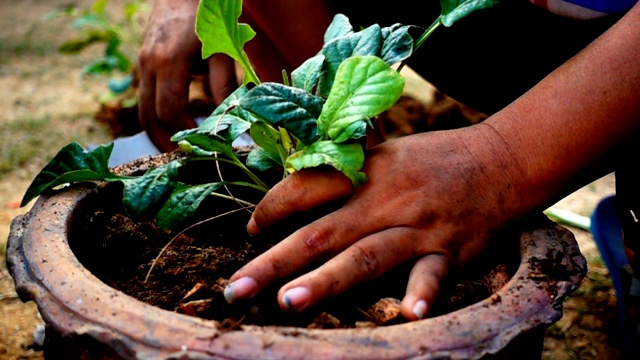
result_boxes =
[229,219,450,316]
[233,205,373,297]
[208,54,238,105]
[138,56,197,152]
[275,227,423,312]
[247,168,353,235]
[401,253,449,320]
[138,69,168,150]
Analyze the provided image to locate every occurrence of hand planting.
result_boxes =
[21,0,499,231]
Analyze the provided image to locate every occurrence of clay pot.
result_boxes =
[7,177,586,359]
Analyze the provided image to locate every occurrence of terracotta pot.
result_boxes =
[7,178,586,359]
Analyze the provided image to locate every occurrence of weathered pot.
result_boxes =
[7,178,586,359]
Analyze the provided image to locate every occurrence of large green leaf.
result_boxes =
[155,182,224,230]
[196,0,259,84]
[317,24,383,97]
[440,0,500,27]
[324,14,354,43]
[318,56,405,143]
[21,142,123,206]
[122,161,181,219]
[286,141,366,185]
[239,83,324,145]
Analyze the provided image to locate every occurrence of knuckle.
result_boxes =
[300,225,334,257]
[138,47,175,70]
[350,243,381,276]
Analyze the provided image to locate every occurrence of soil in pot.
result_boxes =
[67,175,523,330]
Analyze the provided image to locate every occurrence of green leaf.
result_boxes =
[440,0,500,27]
[58,31,107,53]
[249,121,286,167]
[239,83,324,145]
[155,182,224,230]
[121,161,181,219]
[324,13,353,43]
[177,134,237,159]
[291,54,325,92]
[92,0,108,15]
[21,142,122,206]
[380,24,414,65]
[108,74,134,94]
[211,85,250,117]
[198,85,255,142]
[247,147,281,172]
[171,86,256,145]
[196,0,259,84]
[317,24,383,97]
[318,56,405,143]
[286,141,366,185]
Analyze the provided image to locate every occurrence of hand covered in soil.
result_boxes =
[225,126,523,320]
[137,0,238,152]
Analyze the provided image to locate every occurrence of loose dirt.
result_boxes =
[0,0,629,359]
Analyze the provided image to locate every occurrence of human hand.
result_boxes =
[224,126,522,320]
[138,0,238,152]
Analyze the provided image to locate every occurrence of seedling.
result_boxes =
[21,0,499,231]
[47,0,148,100]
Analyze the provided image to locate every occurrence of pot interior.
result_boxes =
[67,182,521,329]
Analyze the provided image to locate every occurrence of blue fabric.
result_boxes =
[563,0,637,13]
[591,195,639,357]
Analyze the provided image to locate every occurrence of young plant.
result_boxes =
[47,0,148,101]
[21,0,499,231]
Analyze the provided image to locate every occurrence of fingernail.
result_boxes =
[413,300,428,320]
[224,277,258,304]
[247,217,259,235]
[282,287,312,311]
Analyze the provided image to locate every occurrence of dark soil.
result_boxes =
[68,175,519,330]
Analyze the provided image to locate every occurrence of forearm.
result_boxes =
[475,3,640,217]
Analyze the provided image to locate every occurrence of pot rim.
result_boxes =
[7,182,586,360]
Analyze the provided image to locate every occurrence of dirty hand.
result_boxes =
[138,0,237,152]
[225,126,521,320]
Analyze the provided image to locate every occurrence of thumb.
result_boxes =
[207,53,239,105]
[248,168,353,235]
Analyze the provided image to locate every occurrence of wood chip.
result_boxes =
[365,297,402,325]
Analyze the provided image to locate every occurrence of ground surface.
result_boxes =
[0,1,629,359]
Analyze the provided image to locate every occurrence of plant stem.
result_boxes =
[544,207,592,231]
[397,17,441,72]
[208,192,256,207]
[231,157,269,191]
[189,157,269,191]
[239,51,261,85]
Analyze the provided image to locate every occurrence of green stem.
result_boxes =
[239,50,261,85]
[397,17,442,72]
[208,191,256,206]
[188,156,269,191]
[544,207,592,231]
[231,157,269,191]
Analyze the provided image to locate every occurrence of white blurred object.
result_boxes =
[33,323,46,347]
[108,131,161,167]
[107,117,255,167]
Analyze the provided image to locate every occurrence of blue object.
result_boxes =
[563,0,637,14]
[590,195,639,356]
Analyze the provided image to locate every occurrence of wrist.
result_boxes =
[454,123,531,223]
